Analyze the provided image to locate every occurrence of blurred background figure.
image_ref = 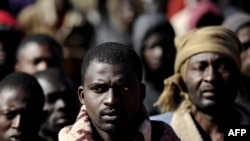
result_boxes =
[132,13,176,115]
[93,0,144,47]
[141,0,167,14]
[219,0,250,18]
[17,0,84,41]
[15,34,63,75]
[17,0,95,91]
[0,72,46,141]
[17,0,94,50]
[34,68,79,141]
[170,0,223,36]
[165,0,185,19]
[0,10,23,80]
[8,0,35,17]
[0,0,9,11]
[222,12,250,115]
[69,0,100,25]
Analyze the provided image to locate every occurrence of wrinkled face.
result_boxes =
[79,60,144,133]
[143,33,168,71]
[184,53,239,112]
[37,76,78,133]
[16,42,59,75]
[237,25,250,77]
[0,88,43,141]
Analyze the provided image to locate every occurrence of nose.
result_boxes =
[153,46,163,59]
[204,66,217,82]
[56,98,66,110]
[103,88,119,107]
[11,114,21,129]
[37,61,48,71]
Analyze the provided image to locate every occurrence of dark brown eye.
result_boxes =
[92,84,108,93]
[115,83,130,93]
[193,63,206,71]
[4,111,17,119]
[215,58,234,72]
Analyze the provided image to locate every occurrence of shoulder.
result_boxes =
[150,112,173,124]
[233,103,250,124]
[150,120,180,141]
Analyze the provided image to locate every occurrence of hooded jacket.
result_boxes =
[132,13,175,115]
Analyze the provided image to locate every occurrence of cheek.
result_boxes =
[222,72,239,88]
[84,94,101,120]
[241,51,250,65]
[21,62,36,74]
[184,73,201,94]
[0,117,11,136]
[144,50,152,62]
[43,103,54,112]
[123,91,141,118]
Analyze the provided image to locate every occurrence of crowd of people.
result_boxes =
[0,0,250,141]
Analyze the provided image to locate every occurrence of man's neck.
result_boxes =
[92,125,137,141]
[39,128,58,141]
[91,115,142,141]
[191,107,228,141]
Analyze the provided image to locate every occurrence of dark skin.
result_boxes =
[15,42,60,75]
[237,25,250,77]
[184,53,240,141]
[37,75,78,141]
[143,33,165,72]
[78,60,145,141]
[234,25,250,117]
[0,88,46,141]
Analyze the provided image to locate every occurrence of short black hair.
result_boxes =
[81,42,143,84]
[0,72,45,109]
[34,68,65,79]
[16,33,63,65]
[34,68,74,89]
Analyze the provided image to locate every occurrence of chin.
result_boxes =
[198,102,228,114]
[101,123,120,133]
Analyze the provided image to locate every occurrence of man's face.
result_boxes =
[237,25,250,77]
[0,88,43,141]
[184,53,239,112]
[16,42,59,74]
[79,60,144,133]
[37,76,78,133]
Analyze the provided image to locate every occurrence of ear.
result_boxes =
[78,86,85,105]
[140,83,146,102]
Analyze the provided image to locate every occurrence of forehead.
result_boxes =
[145,33,163,46]
[85,60,136,81]
[37,76,68,96]
[0,88,29,110]
[188,52,229,63]
[19,42,51,58]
